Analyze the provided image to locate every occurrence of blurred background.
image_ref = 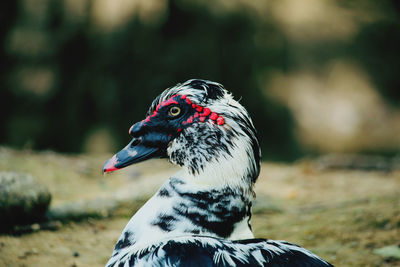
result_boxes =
[1,2,400,265]
[1,0,399,161]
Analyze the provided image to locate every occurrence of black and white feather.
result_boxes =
[103,79,333,267]
[108,236,331,267]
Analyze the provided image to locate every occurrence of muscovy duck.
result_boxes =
[103,79,333,267]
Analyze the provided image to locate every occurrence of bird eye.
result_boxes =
[169,106,181,117]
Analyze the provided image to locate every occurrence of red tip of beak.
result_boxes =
[103,155,120,173]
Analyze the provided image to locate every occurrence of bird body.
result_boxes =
[103,80,333,267]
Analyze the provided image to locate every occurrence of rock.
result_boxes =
[12,221,62,235]
[46,198,118,221]
[0,172,51,230]
[373,245,400,260]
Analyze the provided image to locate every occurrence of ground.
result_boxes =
[0,147,399,267]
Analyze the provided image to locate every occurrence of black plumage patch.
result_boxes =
[157,188,171,197]
[187,79,225,101]
[184,229,200,234]
[115,231,134,250]
[247,202,253,231]
[151,214,177,232]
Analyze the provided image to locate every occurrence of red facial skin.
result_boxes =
[130,94,225,135]
[209,112,218,121]
[201,108,211,117]
[180,95,225,127]
[216,116,225,125]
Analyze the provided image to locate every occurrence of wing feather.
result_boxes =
[108,236,333,267]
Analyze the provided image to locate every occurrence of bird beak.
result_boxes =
[102,138,160,173]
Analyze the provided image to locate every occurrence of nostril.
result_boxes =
[131,137,142,147]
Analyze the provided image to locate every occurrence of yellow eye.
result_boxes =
[169,106,181,117]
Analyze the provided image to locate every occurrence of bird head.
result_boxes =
[103,79,260,188]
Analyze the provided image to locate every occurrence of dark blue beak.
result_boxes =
[103,138,160,173]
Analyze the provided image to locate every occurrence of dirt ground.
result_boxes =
[0,147,399,267]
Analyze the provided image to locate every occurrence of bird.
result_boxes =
[103,79,333,267]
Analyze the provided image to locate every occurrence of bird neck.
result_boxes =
[109,176,254,260]
[161,177,254,238]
